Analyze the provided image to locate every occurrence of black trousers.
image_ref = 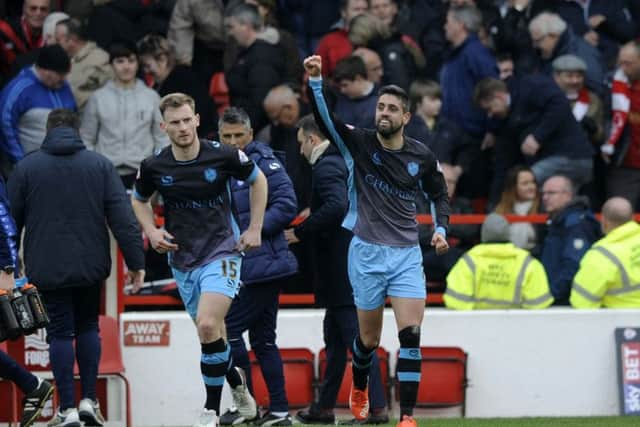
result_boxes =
[318,306,386,410]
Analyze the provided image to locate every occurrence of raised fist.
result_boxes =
[303,55,322,78]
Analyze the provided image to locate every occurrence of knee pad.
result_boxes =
[398,325,420,348]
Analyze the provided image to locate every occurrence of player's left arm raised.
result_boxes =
[421,155,451,255]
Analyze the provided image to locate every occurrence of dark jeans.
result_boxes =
[225,279,288,412]
[0,350,37,393]
[319,306,386,411]
[40,285,101,409]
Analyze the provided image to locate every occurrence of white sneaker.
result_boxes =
[193,409,218,427]
[47,408,82,427]
[78,398,105,426]
[230,367,257,420]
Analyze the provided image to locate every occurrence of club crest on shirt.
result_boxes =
[160,175,174,186]
[372,152,383,166]
[210,141,221,148]
[407,161,419,177]
[238,150,250,164]
[204,168,217,183]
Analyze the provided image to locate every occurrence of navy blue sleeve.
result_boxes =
[0,176,18,268]
[133,158,156,202]
[258,154,298,236]
[549,221,597,303]
[226,147,259,184]
[295,156,348,240]
[103,161,145,271]
[528,76,575,146]
[420,153,450,233]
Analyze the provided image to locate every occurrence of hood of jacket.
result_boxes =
[601,221,640,245]
[550,196,592,224]
[258,26,281,45]
[40,126,86,155]
[471,242,522,259]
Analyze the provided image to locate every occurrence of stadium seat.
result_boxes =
[0,341,20,424]
[209,72,230,115]
[249,348,315,409]
[318,347,390,408]
[395,347,468,415]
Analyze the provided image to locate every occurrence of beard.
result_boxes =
[376,119,402,138]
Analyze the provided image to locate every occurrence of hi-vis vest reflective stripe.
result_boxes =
[445,253,551,307]
[572,246,640,302]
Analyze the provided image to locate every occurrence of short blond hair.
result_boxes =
[159,93,196,116]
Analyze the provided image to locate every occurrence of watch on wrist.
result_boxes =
[2,265,15,275]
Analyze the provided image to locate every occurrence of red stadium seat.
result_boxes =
[209,72,230,115]
[249,348,315,409]
[395,347,468,415]
[0,341,20,423]
[318,347,390,408]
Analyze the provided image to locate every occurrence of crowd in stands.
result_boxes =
[0,0,639,307]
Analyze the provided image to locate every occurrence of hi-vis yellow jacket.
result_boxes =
[444,243,553,310]
[571,221,640,308]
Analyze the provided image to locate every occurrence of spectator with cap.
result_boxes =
[444,213,553,310]
[473,76,593,201]
[0,44,75,168]
[552,54,604,145]
[55,18,111,111]
[42,12,70,46]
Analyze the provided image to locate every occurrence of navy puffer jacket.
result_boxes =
[230,140,298,284]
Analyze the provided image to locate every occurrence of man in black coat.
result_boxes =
[8,109,145,426]
[286,115,388,425]
[224,3,287,134]
[474,75,594,203]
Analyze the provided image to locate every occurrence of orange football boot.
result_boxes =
[348,383,369,421]
[396,415,418,427]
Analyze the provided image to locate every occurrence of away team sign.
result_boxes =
[616,327,640,415]
[124,320,170,346]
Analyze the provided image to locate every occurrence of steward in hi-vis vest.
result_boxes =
[571,198,640,308]
[445,214,553,310]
